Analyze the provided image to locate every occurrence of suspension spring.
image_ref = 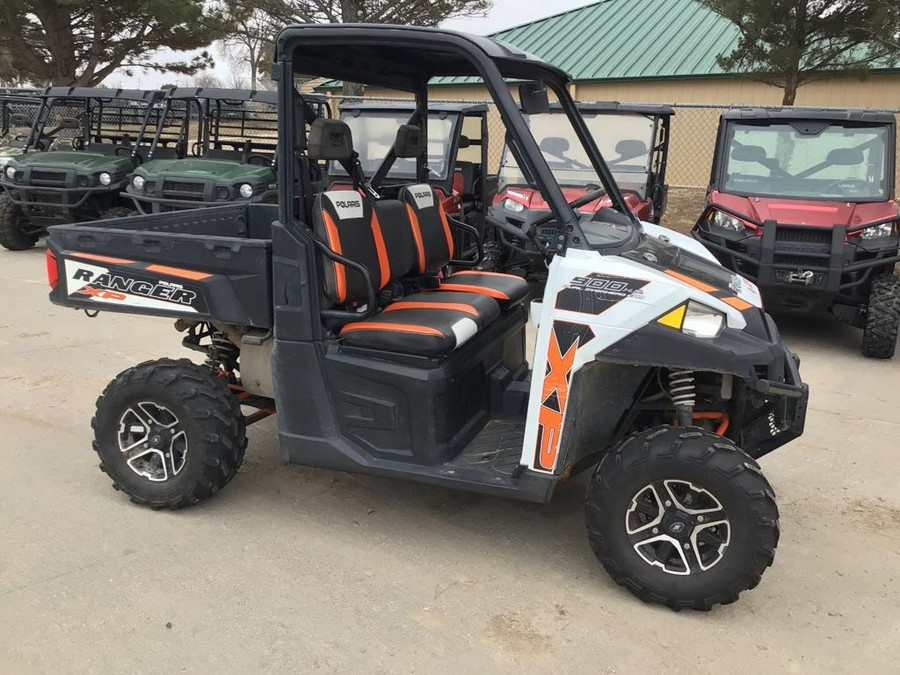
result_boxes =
[668,369,696,427]
[207,329,240,372]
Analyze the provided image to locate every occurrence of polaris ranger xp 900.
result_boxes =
[46,25,808,611]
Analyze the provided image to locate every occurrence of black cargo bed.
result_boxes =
[47,204,276,327]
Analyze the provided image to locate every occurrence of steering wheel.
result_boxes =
[114,145,133,157]
[71,137,85,150]
[530,187,608,228]
[823,179,872,196]
[246,154,272,166]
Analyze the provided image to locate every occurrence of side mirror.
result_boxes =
[826,148,864,166]
[458,135,471,149]
[519,81,550,115]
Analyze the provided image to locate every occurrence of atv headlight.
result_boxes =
[99,172,112,186]
[501,198,526,213]
[5,166,16,180]
[682,301,725,339]
[860,222,897,239]
[132,175,145,191]
[709,210,746,233]
[239,183,253,199]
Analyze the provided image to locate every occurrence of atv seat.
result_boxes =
[397,183,529,309]
[312,189,500,357]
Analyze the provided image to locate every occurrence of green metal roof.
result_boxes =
[437,0,739,85]
[316,0,899,90]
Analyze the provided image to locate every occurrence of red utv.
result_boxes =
[692,108,900,358]
[330,102,489,230]
[486,102,673,275]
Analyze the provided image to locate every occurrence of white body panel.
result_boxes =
[520,244,757,474]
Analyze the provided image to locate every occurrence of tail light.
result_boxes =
[46,249,58,289]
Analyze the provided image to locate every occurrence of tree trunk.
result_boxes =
[782,68,799,105]
[340,0,365,98]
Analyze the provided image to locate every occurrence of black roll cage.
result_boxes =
[273,23,642,254]
[334,102,489,196]
[22,87,163,161]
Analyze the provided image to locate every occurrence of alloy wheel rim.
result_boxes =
[625,479,731,576]
[117,401,188,482]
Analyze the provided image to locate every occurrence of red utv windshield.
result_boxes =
[723,122,890,202]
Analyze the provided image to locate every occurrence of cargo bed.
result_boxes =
[47,204,276,327]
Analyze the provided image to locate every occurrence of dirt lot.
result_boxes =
[660,186,707,235]
[1,244,899,674]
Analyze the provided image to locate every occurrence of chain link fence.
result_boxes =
[317,94,900,232]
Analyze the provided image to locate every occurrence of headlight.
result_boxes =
[0,158,8,169]
[682,301,725,339]
[99,172,112,186]
[5,166,16,180]
[132,175,145,191]
[501,198,525,213]
[709,210,746,233]
[239,183,254,199]
[860,222,897,239]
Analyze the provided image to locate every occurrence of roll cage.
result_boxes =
[333,102,489,196]
[273,23,641,255]
[22,87,164,160]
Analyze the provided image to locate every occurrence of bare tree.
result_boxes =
[221,5,277,91]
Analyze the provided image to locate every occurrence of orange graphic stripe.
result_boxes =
[437,204,455,259]
[721,296,753,311]
[383,301,478,317]
[322,210,347,303]
[71,252,133,265]
[146,264,212,280]
[406,203,427,273]
[434,284,509,300]
[341,322,443,337]
[368,209,391,289]
[665,269,718,293]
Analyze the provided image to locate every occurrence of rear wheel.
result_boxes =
[585,426,779,610]
[0,194,38,250]
[92,358,247,509]
[862,273,900,359]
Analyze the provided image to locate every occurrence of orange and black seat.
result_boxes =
[398,183,530,309]
[311,188,499,357]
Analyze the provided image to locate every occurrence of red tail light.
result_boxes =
[46,250,58,289]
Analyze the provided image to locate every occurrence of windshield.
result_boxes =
[723,122,890,201]
[499,111,656,196]
[335,111,457,180]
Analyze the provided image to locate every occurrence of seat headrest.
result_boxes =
[308,118,354,161]
[394,124,422,158]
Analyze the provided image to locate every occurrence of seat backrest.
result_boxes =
[399,183,454,274]
[312,190,389,305]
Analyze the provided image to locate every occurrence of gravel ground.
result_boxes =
[0,243,898,674]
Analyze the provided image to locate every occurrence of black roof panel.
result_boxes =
[42,87,161,103]
[721,107,895,125]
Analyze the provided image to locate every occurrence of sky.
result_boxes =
[106,0,598,89]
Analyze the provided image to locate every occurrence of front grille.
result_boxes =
[31,170,66,184]
[775,228,831,245]
[162,180,204,194]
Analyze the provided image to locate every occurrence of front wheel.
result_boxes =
[91,358,247,509]
[585,426,779,610]
[0,194,39,250]
[862,273,900,359]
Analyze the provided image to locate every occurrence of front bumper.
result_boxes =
[747,317,808,458]
[0,173,122,214]
[693,213,900,309]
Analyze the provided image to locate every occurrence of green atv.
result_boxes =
[0,92,41,174]
[125,88,329,213]
[0,87,161,250]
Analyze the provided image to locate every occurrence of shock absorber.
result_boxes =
[668,369,696,428]
[207,329,240,373]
